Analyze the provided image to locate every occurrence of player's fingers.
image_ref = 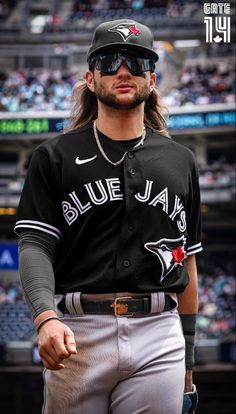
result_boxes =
[38,342,62,364]
[39,349,65,370]
[49,333,71,359]
[38,334,70,363]
[64,330,77,354]
[45,341,69,363]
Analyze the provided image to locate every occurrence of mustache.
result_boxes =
[114,81,135,88]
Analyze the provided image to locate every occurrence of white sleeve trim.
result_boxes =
[14,220,62,240]
[186,242,203,256]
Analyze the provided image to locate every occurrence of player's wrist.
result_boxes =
[184,369,193,393]
[36,316,60,333]
[34,309,58,330]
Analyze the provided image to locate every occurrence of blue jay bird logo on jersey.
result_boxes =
[144,236,187,283]
[108,22,141,42]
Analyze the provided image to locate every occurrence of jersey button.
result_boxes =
[123,259,130,267]
[128,152,134,159]
[130,168,136,175]
[128,223,134,231]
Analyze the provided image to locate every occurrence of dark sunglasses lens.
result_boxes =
[124,56,155,74]
[97,55,121,73]
[130,57,155,73]
[125,56,145,74]
[94,54,155,74]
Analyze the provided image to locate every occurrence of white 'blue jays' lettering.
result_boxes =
[62,178,187,232]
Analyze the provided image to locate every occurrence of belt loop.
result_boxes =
[73,292,84,315]
[150,292,165,313]
[54,294,64,316]
[65,292,84,315]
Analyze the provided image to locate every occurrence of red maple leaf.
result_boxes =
[129,25,140,35]
[172,246,185,263]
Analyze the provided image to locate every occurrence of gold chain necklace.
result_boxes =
[93,120,146,167]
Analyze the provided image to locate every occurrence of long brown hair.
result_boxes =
[67,80,170,137]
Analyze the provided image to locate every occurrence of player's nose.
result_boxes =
[116,62,132,77]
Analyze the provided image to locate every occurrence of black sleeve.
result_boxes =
[14,149,63,241]
[186,159,203,256]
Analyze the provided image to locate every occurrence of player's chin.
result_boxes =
[114,89,135,99]
[114,93,140,106]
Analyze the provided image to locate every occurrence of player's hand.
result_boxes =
[182,383,199,414]
[185,370,193,392]
[37,319,77,370]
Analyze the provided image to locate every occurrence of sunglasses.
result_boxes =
[89,53,155,75]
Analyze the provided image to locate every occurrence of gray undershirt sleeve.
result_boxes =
[18,230,57,321]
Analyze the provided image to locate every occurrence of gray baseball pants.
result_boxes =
[42,292,185,414]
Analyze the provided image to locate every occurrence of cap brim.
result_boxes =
[88,43,159,62]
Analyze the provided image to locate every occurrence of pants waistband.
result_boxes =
[56,292,177,317]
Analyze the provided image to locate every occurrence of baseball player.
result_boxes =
[15,19,202,414]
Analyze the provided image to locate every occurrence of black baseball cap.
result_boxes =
[87,19,159,62]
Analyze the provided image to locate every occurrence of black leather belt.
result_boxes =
[58,294,175,317]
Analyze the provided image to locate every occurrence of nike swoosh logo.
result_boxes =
[75,155,97,165]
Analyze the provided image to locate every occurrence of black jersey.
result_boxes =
[14,124,202,294]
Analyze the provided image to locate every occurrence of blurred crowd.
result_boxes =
[162,64,235,107]
[0,69,77,112]
[197,269,235,340]
[199,162,235,188]
[0,0,202,24]
[0,270,235,341]
[0,279,23,304]
[71,0,201,17]
[0,62,235,112]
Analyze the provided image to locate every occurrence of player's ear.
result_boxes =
[86,71,95,92]
[149,72,156,93]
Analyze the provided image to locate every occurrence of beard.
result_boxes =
[93,79,150,110]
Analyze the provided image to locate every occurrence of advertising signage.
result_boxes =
[0,106,235,137]
[167,110,235,130]
[0,118,65,135]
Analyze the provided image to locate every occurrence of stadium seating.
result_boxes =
[0,302,34,344]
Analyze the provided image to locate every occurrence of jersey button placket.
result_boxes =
[115,155,138,277]
[127,152,135,175]
[123,259,130,268]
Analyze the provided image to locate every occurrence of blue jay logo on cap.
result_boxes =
[108,22,141,42]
